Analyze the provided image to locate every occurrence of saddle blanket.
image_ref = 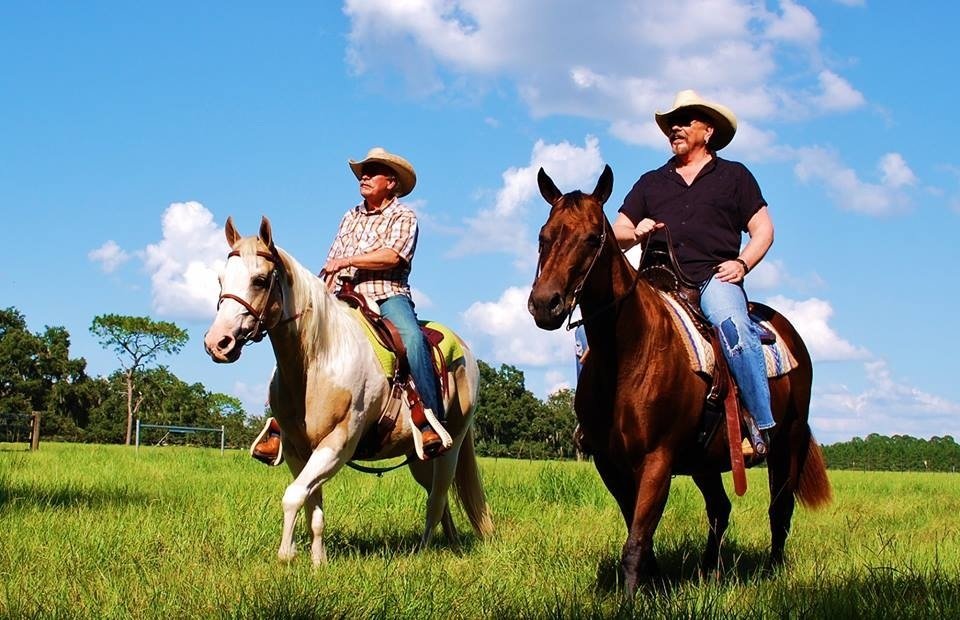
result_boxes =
[659,292,798,379]
[349,307,465,378]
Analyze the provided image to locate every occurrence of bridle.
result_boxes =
[533,198,643,331]
[217,248,302,344]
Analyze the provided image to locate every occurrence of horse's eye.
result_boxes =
[252,276,268,289]
[585,233,603,247]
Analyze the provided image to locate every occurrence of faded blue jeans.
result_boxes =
[700,278,775,430]
[378,294,444,421]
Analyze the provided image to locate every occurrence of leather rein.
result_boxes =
[217,248,304,344]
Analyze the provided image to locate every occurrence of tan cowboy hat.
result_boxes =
[348,147,417,197]
[655,90,738,151]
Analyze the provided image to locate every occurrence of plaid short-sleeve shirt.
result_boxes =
[325,198,419,301]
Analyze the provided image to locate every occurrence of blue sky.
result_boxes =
[3,1,958,444]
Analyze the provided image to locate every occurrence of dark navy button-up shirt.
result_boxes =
[618,156,766,283]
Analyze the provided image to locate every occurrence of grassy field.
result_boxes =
[1,442,958,619]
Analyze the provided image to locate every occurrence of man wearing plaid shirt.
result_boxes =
[321,147,450,459]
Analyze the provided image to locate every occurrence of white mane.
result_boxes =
[274,246,358,366]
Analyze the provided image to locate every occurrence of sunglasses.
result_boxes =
[360,164,395,178]
[668,113,707,128]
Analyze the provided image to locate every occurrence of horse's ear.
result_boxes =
[591,164,614,205]
[537,167,563,206]
[225,216,240,247]
[259,216,274,249]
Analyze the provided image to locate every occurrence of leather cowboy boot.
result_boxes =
[251,417,283,465]
[419,423,446,459]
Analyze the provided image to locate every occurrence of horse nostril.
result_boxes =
[548,293,564,316]
[217,335,234,352]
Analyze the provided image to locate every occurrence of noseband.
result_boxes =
[217,248,290,343]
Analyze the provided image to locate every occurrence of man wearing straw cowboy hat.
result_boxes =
[612,90,776,454]
[252,147,450,464]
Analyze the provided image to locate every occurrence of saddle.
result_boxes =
[335,281,451,459]
[637,229,769,494]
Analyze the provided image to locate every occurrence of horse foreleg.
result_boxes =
[621,453,672,597]
[691,470,731,577]
[279,442,347,565]
[304,488,327,565]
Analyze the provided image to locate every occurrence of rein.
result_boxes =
[218,249,305,343]
[345,456,412,477]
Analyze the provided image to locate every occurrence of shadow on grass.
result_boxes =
[305,526,484,560]
[593,539,776,595]
[0,480,151,512]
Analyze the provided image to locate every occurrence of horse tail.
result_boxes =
[794,424,832,509]
[453,426,494,539]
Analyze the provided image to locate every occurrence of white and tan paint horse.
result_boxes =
[204,216,493,564]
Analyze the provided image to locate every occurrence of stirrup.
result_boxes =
[250,417,284,466]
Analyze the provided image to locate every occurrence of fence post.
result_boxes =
[220,425,225,455]
[30,412,41,451]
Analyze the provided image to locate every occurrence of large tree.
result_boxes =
[1,307,92,420]
[90,314,188,445]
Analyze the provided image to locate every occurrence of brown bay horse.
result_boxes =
[528,165,831,594]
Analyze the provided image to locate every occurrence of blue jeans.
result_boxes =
[700,278,775,430]
[378,295,444,421]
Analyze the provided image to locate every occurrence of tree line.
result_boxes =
[821,434,960,472]
[4,305,958,469]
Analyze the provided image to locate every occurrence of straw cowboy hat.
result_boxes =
[348,147,417,197]
[655,90,738,151]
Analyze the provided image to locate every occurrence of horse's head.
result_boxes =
[204,216,286,363]
[528,165,614,330]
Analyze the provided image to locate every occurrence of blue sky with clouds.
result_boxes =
[3,1,958,444]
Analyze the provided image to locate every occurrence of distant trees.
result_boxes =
[472,360,577,459]
[0,307,100,438]
[90,314,189,445]
[822,434,960,472]
[0,306,257,448]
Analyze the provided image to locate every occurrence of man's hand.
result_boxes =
[714,259,747,283]
[612,213,664,250]
[633,218,665,239]
[322,256,352,291]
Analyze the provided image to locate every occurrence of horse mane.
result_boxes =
[241,242,357,365]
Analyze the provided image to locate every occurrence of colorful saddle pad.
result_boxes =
[658,292,797,378]
[348,307,466,378]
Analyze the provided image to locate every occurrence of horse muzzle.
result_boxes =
[527,287,568,330]
[204,329,244,363]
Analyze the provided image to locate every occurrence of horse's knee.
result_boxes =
[282,485,308,513]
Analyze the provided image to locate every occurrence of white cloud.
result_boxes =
[764,0,821,45]
[454,135,604,268]
[747,259,786,290]
[763,295,870,362]
[233,380,270,417]
[794,147,916,215]
[812,360,960,443]
[879,152,917,188]
[462,285,573,366]
[545,369,571,395]
[811,70,865,112]
[344,0,862,140]
[411,287,434,310]
[88,240,130,273]
[142,202,226,320]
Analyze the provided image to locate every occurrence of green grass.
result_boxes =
[1,443,958,619]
